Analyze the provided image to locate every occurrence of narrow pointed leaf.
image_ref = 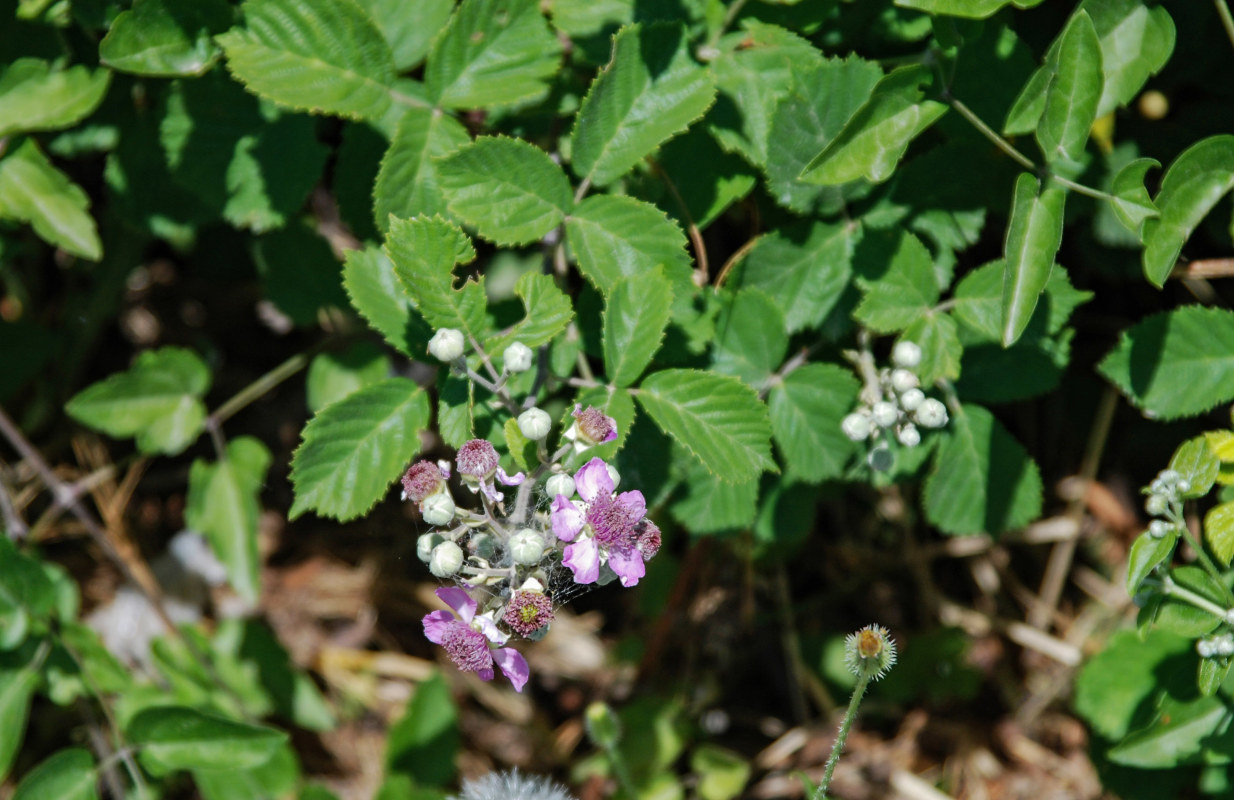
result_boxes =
[1036,10,1102,165]
[373,106,470,232]
[0,59,110,136]
[99,0,232,77]
[1142,135,1234,287]
[1001,173,1065,346]
[603,268,673,387]
[564,194,693,294]
[12,749,96,800]
[768,363,860,483]
[801,65,947,186]
[1109,157,1159,236]
[289,378,431,521]
[571,23,716,186]
[426,0,561,110]
[438,137,572,245]
[636,369,775,483]
[0,139,101,260]
[485,272,574,352]
[383,215,486,341]
[217,0,397,120]
[128,706,287,773]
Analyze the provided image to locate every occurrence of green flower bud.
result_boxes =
[510,528,546,565]
[471,532,498,560]
[420,492,456,526]
[546,473,575,499]
[504,342,533,373]
[892,341,922,369]
[417,532,445,562]
[427,328,465,362]
[429,541,464,577]
[842,412,871,441]
[518,407,552,440]
[584,702,622,749]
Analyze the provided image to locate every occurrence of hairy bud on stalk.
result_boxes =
[420,492,456,526]
[429,541,464,577]
[509,528,546,565]
[503,342,533,373]
[428,328,465,362]
[546,473,575,499]
[844,624,897,681]
[518,407,551,440]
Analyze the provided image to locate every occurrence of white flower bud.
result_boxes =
[1177,478,1191,494]
[546,473,575,499]
[871,401,898,428]
[1148,519,1171,539]
[417,533,444,562]
[1218,635,1234,657]
[1149,478,1166,494]
[509,528,546,565]
[606,463,621,489]
[915,398,948,428]
[892,340,922,369]
[897,424,921,448]
[504,341,533,373]
[842,413,871,441]
[429,541,463,577]
[1145,494,1168,516]
[420,492,456,526]
[1159,469,1180,485]
[517,407,551,440]
[1199,639,1214,658]
[890,368,918,393]
[427,328,465,362]
[900,388,924,412]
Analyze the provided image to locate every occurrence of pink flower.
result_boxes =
[422,587,529,691]
[563,405,618,453]
[551,458,649,587]
[455,439,524,503]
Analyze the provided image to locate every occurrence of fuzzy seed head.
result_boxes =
[402,461,445,503]
[457,439,499,478]
[844,623,897,681]
[575,406,617,444]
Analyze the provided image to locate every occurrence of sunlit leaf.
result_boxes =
[1142,135,1234,287]
[99,0,232,76]
[1001,173,1065,346]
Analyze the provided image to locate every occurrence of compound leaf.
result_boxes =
[384,215,486,342]
[373,106,470,232]
[711,289,788,388]
[355,0,452,71]
[342,245,432,357]
[484,271,574,353]
[855,230,938,333]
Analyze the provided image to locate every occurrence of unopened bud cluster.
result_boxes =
[841,341,948,465]
[1198,633,1234,659]
[1143,468,1187,539]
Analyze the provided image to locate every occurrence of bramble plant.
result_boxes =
[3,0,1234,797]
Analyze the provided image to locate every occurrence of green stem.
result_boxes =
[814,673,871,800]
[944,95,1035,171]
[1216,0,1234,54]
[705,0,753,51]
[1160,577,1230,621]
[604,741,638,799]
[1051,174,1117,202]
[208,341,329,429]
[1178,525,1234,606]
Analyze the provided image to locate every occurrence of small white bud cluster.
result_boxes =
[1143,468,1189,539]
[841,341,948,464]
[1198,633,1234,659]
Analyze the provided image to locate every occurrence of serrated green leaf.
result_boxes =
[1036,11,1102,165]
[1127,529,1178,593]
[903,314,961,384]
[384,215,486,341]
[426,0,561,110]
[0,139,101,260]
[854,230,938,333]
[955,261,1089,342]
[669,456,758,534]
[438,137,572,245]
[485,272,574,352]
[767,363,859,483]
[343,245,434,357]
[1074,629,1191,741]
[923,404,1042,535]
[1205,503,1234,567]
[186,437,271,604]
[1109,156,1159,236]
[65,347,209,455]
[604,268,673,387]
[894,0,1012,18]
[1169,436,1219,500]
[564,194,693,294]
[355,0,452,71]
[306,342,390,413]
[12,748,96,800]
[571,23,716,186]
[373,107,470,233]
[289,378,431,521]
[641,126,756,230]
[1109,694,1230,768]
[955,330,1072,405]
[128,706,287,774]
[0,59,110,137]
[763,56,881,214]
[711,289,787,388]
[217,0,398,120]
[160,72,327,233]
[503,418,537,473]
[437,372,476,449]
[727,220,857,334]
[254,225,348,323]
[801,65,947,185]
[1142,135,1234,287]
[0,649,39,780]
[99,0,232,76]
[636,369,775,483]
[1001,173,1065,346]
[1098,306,1234,420]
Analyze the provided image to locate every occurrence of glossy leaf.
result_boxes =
[636,369,776,483]
[384,215,486,341]
[767,364,860,483]
[185,437,271,605]
[99,0,232,76]
[1152,566,1225,639]
[373,106,470,232]
[1035,11,1102,165]
[727,220,858,334]
[12,748,96,800]
[1142,135,1234,287]
[426,0,561,110]
[217,0,398,120]
[923,404,1042,535]
[288,378,432,521]
[438,137,572,245]
[604,267,673,387]
[1084,0,1175,118]
[65,347,210,455]
[800,65,947,186]
[571,23,716,186]
[1074,629,1192,741]
[1127,528,1178,593]
[1109,156,1159,236]
[1098,306,1234,420]
[564,194,693,295]
[0,59,110,137]
[711,289,788,388]
[1205,503,1234,567]
[128,706,287,773]
[669,457,759,534]
[342,245,433,358]
[855,230,938,333]
[484,271,574,352]
[1001,173,1065,346]
[0,139,101,260]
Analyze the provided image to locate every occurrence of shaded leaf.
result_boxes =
[894,0,1015,18]
[1001,173,1065,346]
[711,289,788,388]
[903,314,961,384]
[854,230,938,333]
[1035,10,1102,165]
[306,342,390,413]
[253,224,348,323]
[0,649,40,780]
[99,0,232,76]
[0,139,101,260]
[669,457,758,534]
[1109,694,1229,768]
[1108,156,1159,237]
[373,106,470,233]
[1074,629,1191,741]
[384,215,486,341]
[604,267,673,387]
[767,364,859,483]
[386,672,459,787]
[1142,135,1234,287]
[1150,566,1226,640]
[0,59,110,136]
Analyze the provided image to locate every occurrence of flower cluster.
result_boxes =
[1143,468,1188,539]
[841,340,948,469]
[406,335,660,692]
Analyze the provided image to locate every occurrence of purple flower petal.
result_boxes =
[493,647,530,692]
[497,467,525,486]
[551,495,584,542]
[574,458,612,503]
[563,538,600,584]
[476,666,496,682]
[615,489,646,522]
[600,428,618,443]
[436,586,477,623]
[479,479,505,503]
[422,610,455,645]
[607,546,646,588]
[473,613,510,646]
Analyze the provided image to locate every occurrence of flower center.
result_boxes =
[503,591,554,637]
[441,621,493,674]
[586,494,637,547]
